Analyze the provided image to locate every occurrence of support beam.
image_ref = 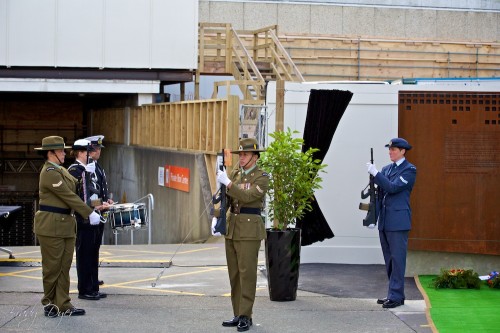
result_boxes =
[275,80,285,132]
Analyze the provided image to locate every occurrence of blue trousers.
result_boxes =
[379,230,409,302]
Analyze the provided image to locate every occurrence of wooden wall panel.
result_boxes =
[92,108,124,145]
[117,98,238,155]
[0,96,85,156]
[400,91,500,255]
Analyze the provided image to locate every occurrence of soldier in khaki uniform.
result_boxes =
[217,138,268,332]
[34,136,101,317]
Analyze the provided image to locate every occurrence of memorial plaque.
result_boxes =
[399,91,500,255]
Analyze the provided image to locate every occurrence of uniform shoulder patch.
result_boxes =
[52,181,63,188]
[46,167,56,172]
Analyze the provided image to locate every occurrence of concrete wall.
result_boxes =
[98,145,213,245]
[407,251,500,276]
[240,0,500,11]
[199,0,499,42]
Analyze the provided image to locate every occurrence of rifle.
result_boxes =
[211,149,227,234]
[359,148,378,227]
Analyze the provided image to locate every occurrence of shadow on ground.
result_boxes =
[297,263,423,300]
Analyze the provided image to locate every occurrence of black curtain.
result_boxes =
[296,89,353,246]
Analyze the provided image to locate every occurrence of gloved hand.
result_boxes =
[85,162,96,173]
[89,211,100,225]
[366,163,378,176]
[217,169,231,187]
[366,223,376,229]
[211,217,222,236]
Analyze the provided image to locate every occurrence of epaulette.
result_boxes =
[68,163,83,172]
[46,167,56,172]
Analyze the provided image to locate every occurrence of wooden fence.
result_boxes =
[92,96,240,154]
[92,96,241,193]
[200,27,500,81]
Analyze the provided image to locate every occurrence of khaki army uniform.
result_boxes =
[224,165,268,318]
[34,161,93,312]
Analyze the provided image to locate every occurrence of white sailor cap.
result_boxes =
[72,139,95,151]
[84,135,105,148]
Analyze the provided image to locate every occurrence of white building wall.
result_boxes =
[0,0,198,69]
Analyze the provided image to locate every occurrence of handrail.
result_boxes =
[198,23,304,103]
[268,30,305,82]
[230,26,265,83]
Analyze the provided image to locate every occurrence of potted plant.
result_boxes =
[259,128,326,301]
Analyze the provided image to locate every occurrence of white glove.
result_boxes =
[211,217,222,236]
[366,223,376,229]
[85,162,96,173]
[217,169,231,187]
[89,211,100,225]
[367,163,378,176]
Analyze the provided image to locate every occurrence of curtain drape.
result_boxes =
[296,89,353,246]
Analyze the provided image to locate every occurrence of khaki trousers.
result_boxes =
[37,235,75,312]
[225,238,261,318]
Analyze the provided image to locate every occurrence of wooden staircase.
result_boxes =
[196,23,304,105]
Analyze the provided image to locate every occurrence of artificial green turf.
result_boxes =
[419,275,500,333]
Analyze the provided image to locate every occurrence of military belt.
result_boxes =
[232,207,261,215]
[39,205,73,215]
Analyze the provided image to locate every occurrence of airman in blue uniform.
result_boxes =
[366,138,417,308]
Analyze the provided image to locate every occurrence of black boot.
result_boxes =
[222,316,239,327]
[237,316,252,332]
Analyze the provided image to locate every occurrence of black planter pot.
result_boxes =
[265,228,301,301]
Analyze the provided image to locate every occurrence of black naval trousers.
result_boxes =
[76,224,100,296]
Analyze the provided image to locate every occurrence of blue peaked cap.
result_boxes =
[385,138,412,150]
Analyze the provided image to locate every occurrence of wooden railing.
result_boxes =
[92,96,240,155]
[197,23,304,104]
[92,96,241,194]
[268,34,500,81]
[199,23,499,82]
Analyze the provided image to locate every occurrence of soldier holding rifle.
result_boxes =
[366,138,417,309]
[217,138,268,332]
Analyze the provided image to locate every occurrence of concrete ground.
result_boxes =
[0,241,432,333]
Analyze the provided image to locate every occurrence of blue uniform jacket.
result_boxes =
[374,159,417,231]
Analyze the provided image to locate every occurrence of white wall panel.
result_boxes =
[1,0,197,69]
[151,0,198,69]
[7,0,56,67]
[0,0,7,65]
[104,0,150,68]
[56,0,103,67]
[266,81,397,265]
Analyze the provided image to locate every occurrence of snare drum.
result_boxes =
[109,203,147,229]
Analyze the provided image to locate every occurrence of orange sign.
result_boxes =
[164,165,190,192]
